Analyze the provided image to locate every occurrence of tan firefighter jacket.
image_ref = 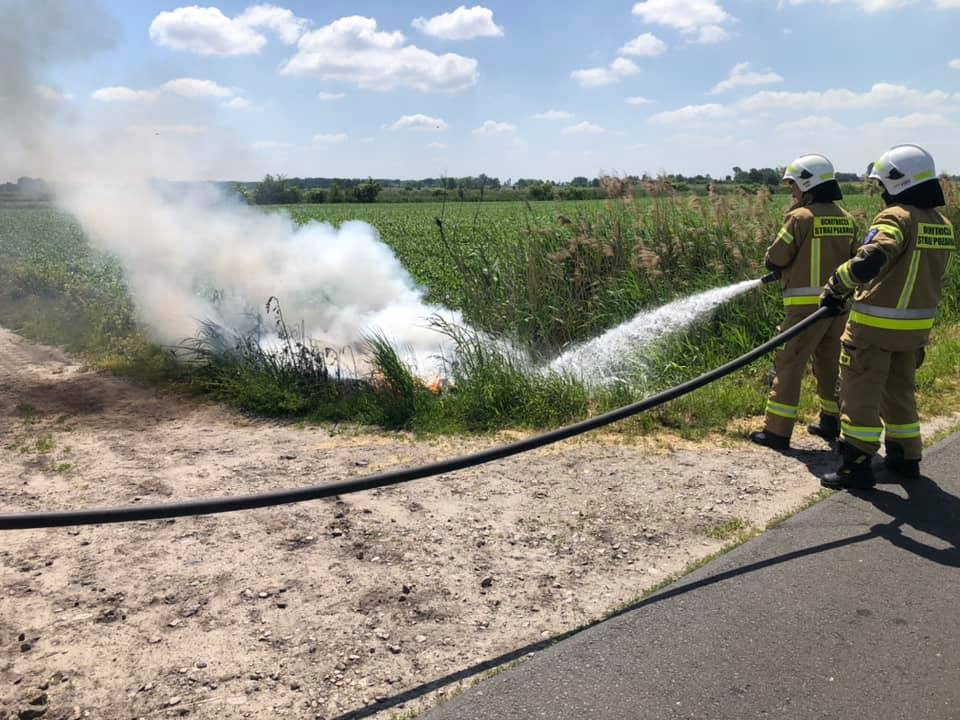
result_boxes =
[766,202,858,312]
[830,204,956,351]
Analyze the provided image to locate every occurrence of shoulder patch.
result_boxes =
[861,228,879,246]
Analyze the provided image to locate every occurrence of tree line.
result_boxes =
[237,168,874,205]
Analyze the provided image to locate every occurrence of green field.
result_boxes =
[1,188,958,436]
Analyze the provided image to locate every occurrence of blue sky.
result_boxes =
[41,0,960,180]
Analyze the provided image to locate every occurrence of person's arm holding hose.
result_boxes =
[819,214,905,314]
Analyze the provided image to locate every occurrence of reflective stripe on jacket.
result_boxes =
[839,205,955,351]
[766,203,858,308]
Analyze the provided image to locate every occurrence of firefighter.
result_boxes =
[750,154,858,451]
[820,144,955,489]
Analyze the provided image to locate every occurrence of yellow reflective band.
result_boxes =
[783,296,820,306]
[811,236,822,287]
[836,262,857,289]
[897,249,922,310]
[777,227,794,244]
[820,172,833,180]
[870,223,904,245]
[766,400,798,419]
[917,223,957,251]
[913,170,933,182]
[841,422,883,442]
[849,311,935,331]
[787,164,798,173]
[885,422,921,439]
[819,399,840,415]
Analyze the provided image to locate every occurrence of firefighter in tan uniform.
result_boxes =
[820,144,956,489]
[750,154,857,451]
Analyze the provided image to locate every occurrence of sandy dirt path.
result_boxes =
[4,326,942,720]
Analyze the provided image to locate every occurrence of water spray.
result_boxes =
[548,276,772,384]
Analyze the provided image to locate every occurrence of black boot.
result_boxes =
[807,414,840,442]
[750,430,790,451]
[884,442,920,479]
[821,441,876,490]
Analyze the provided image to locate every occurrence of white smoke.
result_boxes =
[60,183,462,373]
[2,0,463,377]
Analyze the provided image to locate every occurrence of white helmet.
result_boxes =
[869,144,936,196]
[782,153,835,192]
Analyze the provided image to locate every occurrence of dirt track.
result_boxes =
[0,325,911,719]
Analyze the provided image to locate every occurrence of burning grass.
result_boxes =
[1,180,958,438]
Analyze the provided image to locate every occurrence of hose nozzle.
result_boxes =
[761,270,782,284]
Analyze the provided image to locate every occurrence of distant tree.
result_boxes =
[570,176,590,187]
[306,188,326,203]
[527,181,554,200]
[253,174,301,204]
[352,177,382,203]
[328,181,344,203]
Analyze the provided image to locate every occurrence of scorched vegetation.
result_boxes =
[1,179,958,437]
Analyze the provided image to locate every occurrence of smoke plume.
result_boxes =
[2,0,463,375]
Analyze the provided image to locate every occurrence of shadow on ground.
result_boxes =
[333,464,960,720]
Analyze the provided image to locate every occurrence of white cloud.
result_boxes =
[161,78,234,98]
[426,141,449,150]
[571,57,640,87]
[221,97,253,110]
[92,86,158,102]
[625,95,654,105]
[709,62,784,94]
[238,4,308,43]
[632,0,732,36]
[149,4,307,56]
[92,78,247,108]
[694,24,729,43]
[317,91,345,101]
[533,110,574,120]
[281,16,478,92]
[950,59,960,70]
[250,140,291,149]
[129,123,209,138]
[473,120,518,135]
[648,103,736,126]
[649,82,960,133]
[312,133,349,144]
[562,121,606,135]
[412,5,504,40]
[390,114,448,131]
[781,0,917,12]
[34,85,72,103]
[775,115,845,132]
[737,82,958,112]
[618,33,667,57]
[874,112,951,129]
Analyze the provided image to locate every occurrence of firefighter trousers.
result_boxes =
[838,342,925,460]
[764,309,848,437]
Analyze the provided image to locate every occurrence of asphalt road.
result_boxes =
[423,433,960,720]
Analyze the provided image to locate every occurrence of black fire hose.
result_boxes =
[0,305,835,531]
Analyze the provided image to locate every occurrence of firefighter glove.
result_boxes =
[819,277,851,316]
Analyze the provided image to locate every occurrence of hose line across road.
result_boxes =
[0,306,835,531]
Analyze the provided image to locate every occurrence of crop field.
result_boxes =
[1,186,958,436]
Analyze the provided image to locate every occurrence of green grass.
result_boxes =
[0,185,957,437]
[704,517,751,541]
